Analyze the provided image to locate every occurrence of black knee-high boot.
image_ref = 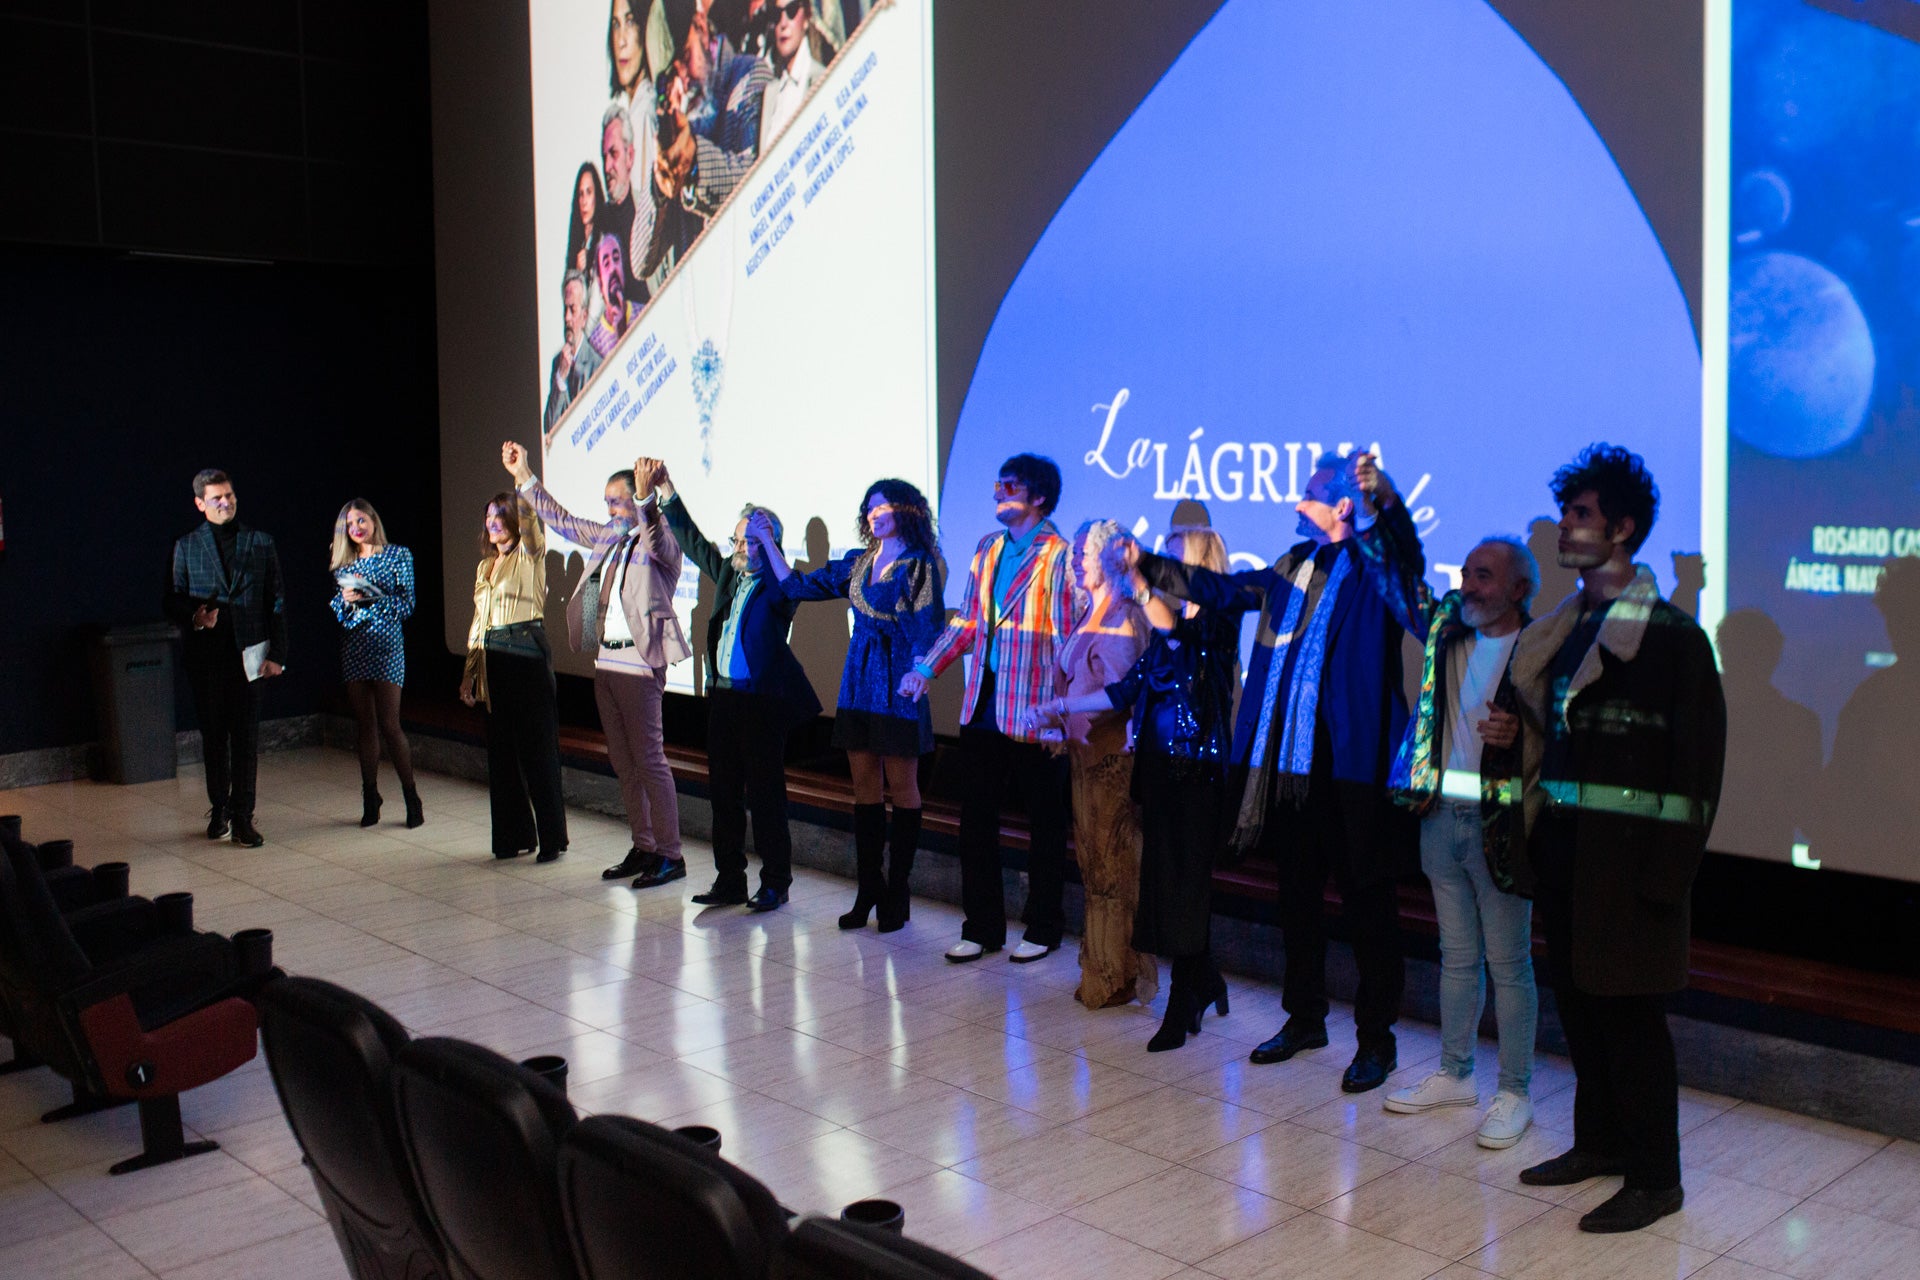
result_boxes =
[840,803,889,929]
[878,806,922,933]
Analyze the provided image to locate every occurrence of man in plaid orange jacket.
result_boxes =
[900,454,1076,963]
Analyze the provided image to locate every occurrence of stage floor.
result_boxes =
[1,750,1911,1279]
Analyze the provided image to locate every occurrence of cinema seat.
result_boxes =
[391,1037,579,1280]
[559,1114,789,1280]
[0,835,262,1173]
[258,977,447,1280]
[777,1217,996,1280]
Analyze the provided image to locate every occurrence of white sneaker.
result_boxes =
[1477,1091,1533,1149]
[1382,1070,1479,1114]
[945,940,986,963]
[1009,939,1058,964]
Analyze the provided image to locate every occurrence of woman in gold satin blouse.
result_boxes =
[461,490,568,861]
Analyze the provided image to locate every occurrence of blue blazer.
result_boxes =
[167,522,289,664]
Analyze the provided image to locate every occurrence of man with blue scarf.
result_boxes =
[1133,451,1427,1093]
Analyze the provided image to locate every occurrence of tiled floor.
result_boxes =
[1,749,1911,1280]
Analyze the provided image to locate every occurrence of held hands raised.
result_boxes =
[632,456,666,492]
[501,441,534,485]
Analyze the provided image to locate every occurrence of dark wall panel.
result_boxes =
[97,142,309,257]
[0,17,91,134]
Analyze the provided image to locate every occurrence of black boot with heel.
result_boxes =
[877,806,921,933]
[839,803,888,930]
[359,785,382,828]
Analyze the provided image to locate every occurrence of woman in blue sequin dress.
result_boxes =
[752,480,946,932]
[329,499,422,829]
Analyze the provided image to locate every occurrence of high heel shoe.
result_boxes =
[359,785,382,828]
[1189,965,1229,1033]
[402,786,425,829]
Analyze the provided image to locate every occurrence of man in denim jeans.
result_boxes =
[1384,536,1540,1148]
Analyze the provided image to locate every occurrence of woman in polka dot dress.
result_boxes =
[330,499,423,829]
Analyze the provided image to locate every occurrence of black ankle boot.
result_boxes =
[360,785,382,828]
[402,786,424,829]
[840,803,888,929]
[1149,957,1200,1053]
[877,806,921,933]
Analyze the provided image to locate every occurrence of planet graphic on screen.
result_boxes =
[1728,251,1874,458]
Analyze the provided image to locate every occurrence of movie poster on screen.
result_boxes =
[526,0,937,693]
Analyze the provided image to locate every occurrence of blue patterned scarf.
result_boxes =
[1231,546,1353,851]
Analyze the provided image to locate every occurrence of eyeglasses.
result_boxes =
[772,0,807,20]
[992,478,1028,498]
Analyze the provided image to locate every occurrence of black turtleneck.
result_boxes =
[211,520,240,577]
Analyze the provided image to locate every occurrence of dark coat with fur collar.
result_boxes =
[1508,567,1726,996]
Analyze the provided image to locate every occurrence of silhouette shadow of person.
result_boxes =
[1815,556,1920,880]
[544,547,586,649]
[1528,516,1581,609]
[1670,551,1706,620]
[786,515,853,715]
[1713,608,1822,861]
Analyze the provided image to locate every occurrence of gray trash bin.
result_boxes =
[90,622,179,784]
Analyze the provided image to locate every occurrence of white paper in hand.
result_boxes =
[242,641,271,682]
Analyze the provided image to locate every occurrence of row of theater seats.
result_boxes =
[0,815,278,1174]
[258,974,995,1280]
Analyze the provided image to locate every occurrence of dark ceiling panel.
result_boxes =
[93,31,304,155]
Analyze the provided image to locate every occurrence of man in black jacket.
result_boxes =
[165,469,287,848]
[653,459,821,911]
[1504,444,1725,1233]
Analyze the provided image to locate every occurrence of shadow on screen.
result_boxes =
[1813,556,1920,881]
[544,548,585,645]
[787,516,852,713]
[1714,608,1822,863]
[1528,517,1581,610]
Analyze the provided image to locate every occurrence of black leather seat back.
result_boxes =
[778,1217,996,1280]
[392,1037,578,1280]
[0,835,92,986]
[258,978,445,1280]
[559,1114,788,1280]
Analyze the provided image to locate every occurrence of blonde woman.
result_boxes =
[329,500,420,828]
[1050,519,1153,1008]
[462,491,568,861]
[1038,516,1244,1051]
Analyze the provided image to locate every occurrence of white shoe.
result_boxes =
[945,940,987,963]
[1382,1070,1478,1114]
[1477,1090,1533,1149]
[1009,939,1057,963]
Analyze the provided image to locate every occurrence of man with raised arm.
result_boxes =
[1127,451,1428,1094]
[502,441,688,884]
[656,460,820,911]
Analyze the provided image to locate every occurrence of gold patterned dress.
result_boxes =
[1058,594,1155,1009]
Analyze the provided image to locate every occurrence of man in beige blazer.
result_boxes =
[503,442,692,887]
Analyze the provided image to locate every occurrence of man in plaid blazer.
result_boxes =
[165,469,287,848]
[902,454,1075,964]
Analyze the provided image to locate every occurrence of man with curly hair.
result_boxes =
[1504,444,1726,1233]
